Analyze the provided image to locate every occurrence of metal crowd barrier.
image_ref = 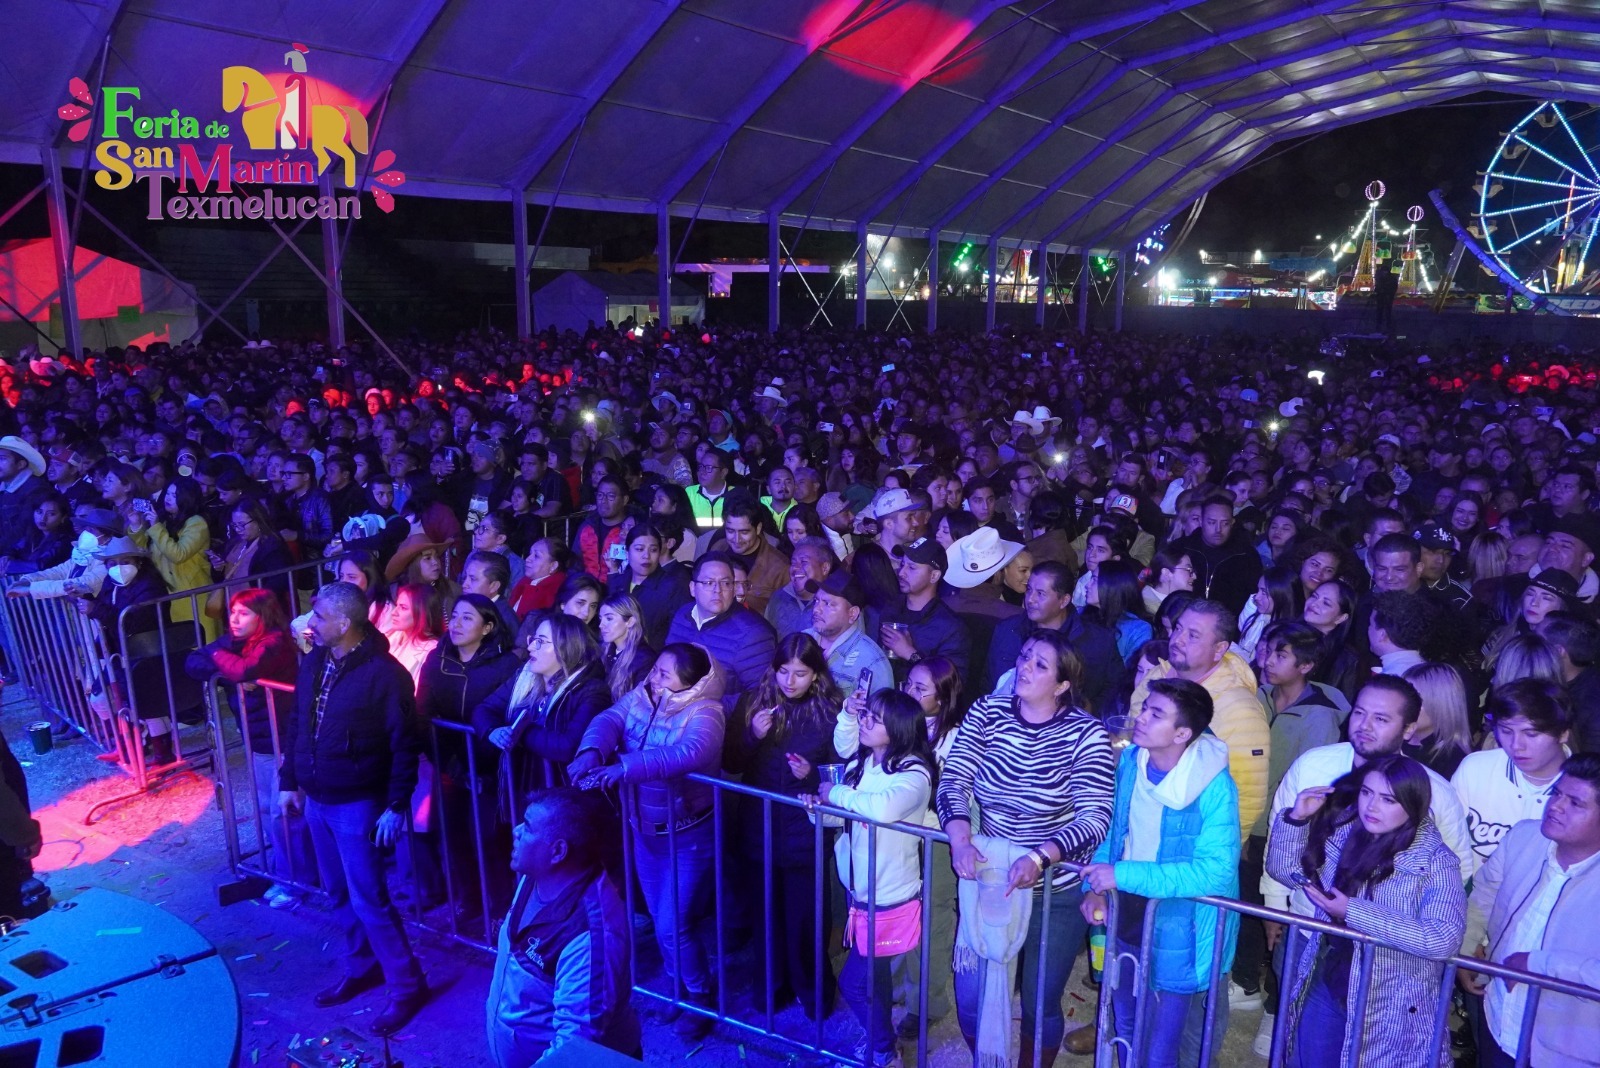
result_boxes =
[154,630,1600,1068]
[0,556,334,819]
[206,676,536,955]
[609,773,1600,1068]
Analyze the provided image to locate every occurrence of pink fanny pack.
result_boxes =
[845,898,923,957]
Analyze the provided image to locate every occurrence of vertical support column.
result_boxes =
[985,240,998,332]
[1034,242,1048,327]
[767,212,781,334]
[855,221,868,329]
[319,174,346,348]
[926,235,939,333]
[1114,248,1128,333]
[40,148,81,358]
[657,204,672,329]
[1076,254,1090,333]
[513,189,531,338]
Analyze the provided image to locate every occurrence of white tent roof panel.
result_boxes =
[8,0,1600,252]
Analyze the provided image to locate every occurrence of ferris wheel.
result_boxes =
[1477,101,1600,295]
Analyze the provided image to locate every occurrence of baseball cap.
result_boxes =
[1412,521,1459,553]
[1107,493,1137,517]
[892,536,948,572]
[817,569,868,607]
[873,487,917,517]
[817,492,849,521]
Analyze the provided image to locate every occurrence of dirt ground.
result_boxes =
[3,682,1265,1067]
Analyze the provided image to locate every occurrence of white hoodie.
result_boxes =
[1123,734,1232,862]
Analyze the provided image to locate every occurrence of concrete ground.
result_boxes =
[2,681,1266,1067]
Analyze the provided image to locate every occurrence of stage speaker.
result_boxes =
[0,888,238,1067]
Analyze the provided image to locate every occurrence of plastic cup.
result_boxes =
[28,722,51,755]
[818,763,847,785]
[977,868,1010,925]
[1104,714,1135,751]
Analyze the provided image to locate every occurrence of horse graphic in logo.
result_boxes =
[222,44,369,187]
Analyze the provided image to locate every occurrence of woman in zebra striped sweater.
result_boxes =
[936,629,1116,1067]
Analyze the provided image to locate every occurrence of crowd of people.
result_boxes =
[2,321,1600,1067]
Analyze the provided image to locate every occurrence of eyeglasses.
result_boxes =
[529,635,553,649]
[696,578,735,590]
[858,710,883,727]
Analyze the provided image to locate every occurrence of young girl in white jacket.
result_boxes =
[807,689,937,1068]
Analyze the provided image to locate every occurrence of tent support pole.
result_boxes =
[1035,246,1049,327]
[513,189,531,337]
[42,149,82,357]
[268,221,414,379]
[768,213,781,334]
[985,241,998,332]
[657,205,672,329]
[1077,256,1090,332]
[1115,249,1128,332]
[320,174,346,349]
[926,236,939,333]
[855,221,868,329]
[68,193,249,344]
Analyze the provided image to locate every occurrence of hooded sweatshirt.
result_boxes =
[1132,651,1270,842]
[1091,734,1241,993]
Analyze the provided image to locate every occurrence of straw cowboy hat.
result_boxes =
[754,382,788,405]
[385,533,450,583]
[943,527,1024,589]
[1009,407,1062,437]
[0,436,45,477]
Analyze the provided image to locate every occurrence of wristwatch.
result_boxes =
[1028,847,1051,871]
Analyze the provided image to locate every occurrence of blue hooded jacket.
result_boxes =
[1090,734,1241,994]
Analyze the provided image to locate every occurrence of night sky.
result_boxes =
[1183,91,1535,266]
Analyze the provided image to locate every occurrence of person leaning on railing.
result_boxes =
[935,629,1115,1068]
[1078,678,1241,1066]
[183,587,309,907]
[127,476,218,642]
[568,643,726,1043]
[731,633,844,1021]
[1461,752,1600,1068]
[803,688,936,1068]
[1266,753,1467,1068]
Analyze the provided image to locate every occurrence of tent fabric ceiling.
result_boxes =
[6,0,1600,252]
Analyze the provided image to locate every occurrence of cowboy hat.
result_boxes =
[753,384,788,406]
[0,436,45,477]
[93,535,151,560]
[385,533,450,583]
[1009,407,1062,437]
[943,527,1024,588]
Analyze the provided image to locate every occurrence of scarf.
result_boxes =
[954,834,1033,1068]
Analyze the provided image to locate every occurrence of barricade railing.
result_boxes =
[206,675,513,954]
[191,706,1600,1068]
[610,773,1600,1068]
[0,555,334,818]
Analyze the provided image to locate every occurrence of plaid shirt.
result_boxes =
[311,649,349,738]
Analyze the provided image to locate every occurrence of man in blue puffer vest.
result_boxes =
[1079,678,1241,1068]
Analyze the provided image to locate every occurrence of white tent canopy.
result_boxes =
[6,1,1597,256]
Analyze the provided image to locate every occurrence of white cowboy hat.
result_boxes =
[0,436,45,477]
[944,527,1024,589]
[1009,406,1062,436]
[754,384,788,405]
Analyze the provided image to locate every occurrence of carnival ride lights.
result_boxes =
[1477,101,1600,296]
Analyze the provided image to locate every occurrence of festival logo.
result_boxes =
[57,43,406,220]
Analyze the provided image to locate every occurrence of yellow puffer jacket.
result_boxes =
[133,514,218,640]
[1131,651,1270,842]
